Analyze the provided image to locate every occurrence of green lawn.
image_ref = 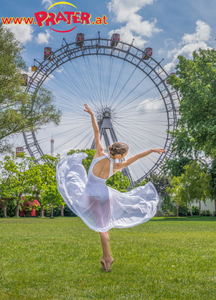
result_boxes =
[0,216,216,300]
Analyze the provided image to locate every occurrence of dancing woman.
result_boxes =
[56,104,165,272]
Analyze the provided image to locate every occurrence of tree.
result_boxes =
[161,155,192,178]
[144,172,171,211]
[183,161,212,216]
[41,184,64,218]
[27,159,56,218]
[67,148,96,173]
[168,48,216,158]
[0,153,33,217]
[166,176,185,217]
[0,24,61,152]
[106,171,130,192]
[0,167,15,218]
[209,156,216,216]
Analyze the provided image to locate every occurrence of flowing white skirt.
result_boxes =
[56,152,160,232]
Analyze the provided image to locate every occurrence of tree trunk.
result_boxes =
[189,202,193,216]
[15,193,22,217]
[15,201,20,217]
[51,205,54,218]
[60,205,64,217]
[177,205,179,218]
[199,200,201,216]
[3,205,7,218]
[215,199,216,217]
[1,200,7,218]
[40,205,44,218]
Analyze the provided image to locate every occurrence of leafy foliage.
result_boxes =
[168,49,216,157]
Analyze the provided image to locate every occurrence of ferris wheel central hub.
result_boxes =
[96,106,112,122]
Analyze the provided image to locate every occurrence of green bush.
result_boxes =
[201,209,212,216]
[192,205,199,215]
[0,198,17,217]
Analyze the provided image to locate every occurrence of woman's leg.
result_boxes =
[99,231,114,271]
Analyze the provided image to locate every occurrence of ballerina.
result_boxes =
[56,103,166,272]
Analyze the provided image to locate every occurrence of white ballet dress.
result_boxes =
[56,152,160,232]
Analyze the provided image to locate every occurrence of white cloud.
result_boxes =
[163,20,212,73]
[36,29,51,44]
[182,20,211,44]
[42,0,53,7]
[107,0,161,48]
[136,97,164,113]
[3,23,34,45]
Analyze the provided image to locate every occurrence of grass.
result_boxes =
[0,216,216,300]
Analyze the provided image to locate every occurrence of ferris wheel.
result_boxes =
[22,31,179,190]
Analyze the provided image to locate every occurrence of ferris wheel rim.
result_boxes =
[23,34,179,185]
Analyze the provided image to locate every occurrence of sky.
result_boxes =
[1,0,215,182]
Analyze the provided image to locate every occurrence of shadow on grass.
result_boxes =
[152,216,216,221]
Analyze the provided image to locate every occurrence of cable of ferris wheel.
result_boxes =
[115,97,170,115]
[52,67,99,110]
[111,62,140,107]
[98,53,107,107]
[118,108,167,117]
[105,54,115,106]
[113,121,168,136]
[112,73,149,111]
[53,123,90,152]
[85,55,102,105]
[44,74,90,109]
[82,55,102,105]
[113,125,149,176]
[114,113,168,122]
[109,58,127,108]
[113,81,158,112]
[73,127,94,149]
[68,59,99,109]
[83,131,94,149]
[66,60,96,106]
[112,125,144,178]
[117,115,167,124]
[114,122,166,150]
[32,121,90,145]
[118,92,175,113]
[113,123,167,154]
[96,55,104,107]
[43,82,87,109]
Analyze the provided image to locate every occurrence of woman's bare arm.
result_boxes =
[84,104,103,153]
[114,148,166,172]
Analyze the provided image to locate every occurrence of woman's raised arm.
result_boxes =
[84,104,104,154]
[114,148,166,172]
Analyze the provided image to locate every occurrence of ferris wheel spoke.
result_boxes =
[82,56,100,104]
[114,97,167,115]
[109,58,126,108]
[105,55,114,106]
[85,55,102,104]
[112,64,139,106]
[53,123,90,152]
[83,130,94,149]
[97,55,104,107]
[68,60,100,109]
[73,127,93,149]
[113,125,149,175]
[113,121,166,148]
[114,82,157,112]
[112,73,148,111]
[99,54,108,107]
